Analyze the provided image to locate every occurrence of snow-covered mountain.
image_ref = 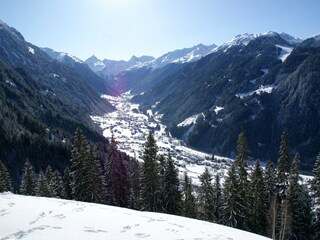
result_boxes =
[85,44,216,78]
[138,43,217,70]
[85,55,155,78]
[42,47,84,64]
[0,193,271,240]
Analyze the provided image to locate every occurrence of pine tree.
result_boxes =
[264,160,277,238]
[63,167,72,199]
[288,153,313,240]
[198,167,214,221]
[213,174,223,223]
[234,129,250,231]
[45,165,54,196]
[84,143,104,203]
[0,160,12,192]
[223,164,240,228]
[141,131,162,212]
[106,135,129,207]
[128,158,141,210]
[248,160,267,236]
[162,152,181,215]
[70,128,87,201]
[37,170,51,197]
[276,130,291,240]
[312,152,320,239]
[277,130,291,199]
[20,159,37,196]
[182,172,197,219]
[51,170,65,198]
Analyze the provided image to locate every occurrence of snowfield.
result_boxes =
[0,193,271,240]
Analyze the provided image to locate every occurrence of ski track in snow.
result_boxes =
[0,193,271,240]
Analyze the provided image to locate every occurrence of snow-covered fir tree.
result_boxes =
[162,152,181,215]
[182,172,197,219]
[197,167,214,221]
[141,131,162,212]
[0,159,12,192]
[20,159,37,196]
[213,173,223,223]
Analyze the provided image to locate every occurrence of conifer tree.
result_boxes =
[141,131,162,212]
[51,170,65,198]
[264,160,277,238]
[70,128,87,201]
[288,153,313,240]
[276,130,291,240]
[312,152,320,239]
[234,129,250,231]
[213,174,223,223]
[198,167,214,221]
[45,165,54,196]
[37,170,51,197]
[223,164,241,228]
[84,143,104,203]
[0,160,12,192]
[128,158,141,210]
[277,130,291,198]
[63,167,72,199]
[248,160,267,236]
[162,152,181,215]
[20,159,37,196]
[106,135,129,207]
[182,172,197,219]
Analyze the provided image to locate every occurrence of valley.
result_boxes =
[91,92,232,184]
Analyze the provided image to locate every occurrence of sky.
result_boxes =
[0,0,319,61]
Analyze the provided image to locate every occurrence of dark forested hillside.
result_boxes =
[0,21,114,188]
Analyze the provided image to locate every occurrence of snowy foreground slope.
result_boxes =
[0,193,270,240]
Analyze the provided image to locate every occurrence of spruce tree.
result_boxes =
[182,172,197,219]
[37,170,51,197]
[70,128,87,201]
[20,159,37,196]
[128,158,141,210]
[141,131,162,212]
[63,167,72,199]
[84,143,104,203]
[213,174,223,223]
[223,164,240,228]
[0,160,12,192]
[51,170,65,198]
[312,152,320,239]
[45,165,54,196]
[106,135,129,207]
[264,160,277,238]
[288,153,313,240]
[162,152,181,215]
[198,167,214,221]
[276,130,291,240]
[234,129,250,231]
[248,160,268,236]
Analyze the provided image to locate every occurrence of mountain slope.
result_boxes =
[0,193,271,240]
[42,48,114,95]
[131,32,320,170]
[0,20,113,186]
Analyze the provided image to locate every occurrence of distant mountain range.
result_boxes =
[85,43,217,78]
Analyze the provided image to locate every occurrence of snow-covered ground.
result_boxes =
[0,193,271,240]
[275,45,293,62]
[91,93,232,184]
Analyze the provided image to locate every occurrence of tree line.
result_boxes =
[1,128,320,239]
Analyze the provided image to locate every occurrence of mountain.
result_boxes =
[0,20,113,186]
[127,32,320,171]
[42,48,114,95]
[0,193,271,240]
[85,55,155,79]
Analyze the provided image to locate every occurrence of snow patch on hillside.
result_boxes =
[177,114,200,127]
[236,85,276,99]
[28,46,35,54]
[0,193,271,240]
[275,45,293,62]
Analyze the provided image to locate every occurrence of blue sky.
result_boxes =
[0,0,319,60]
